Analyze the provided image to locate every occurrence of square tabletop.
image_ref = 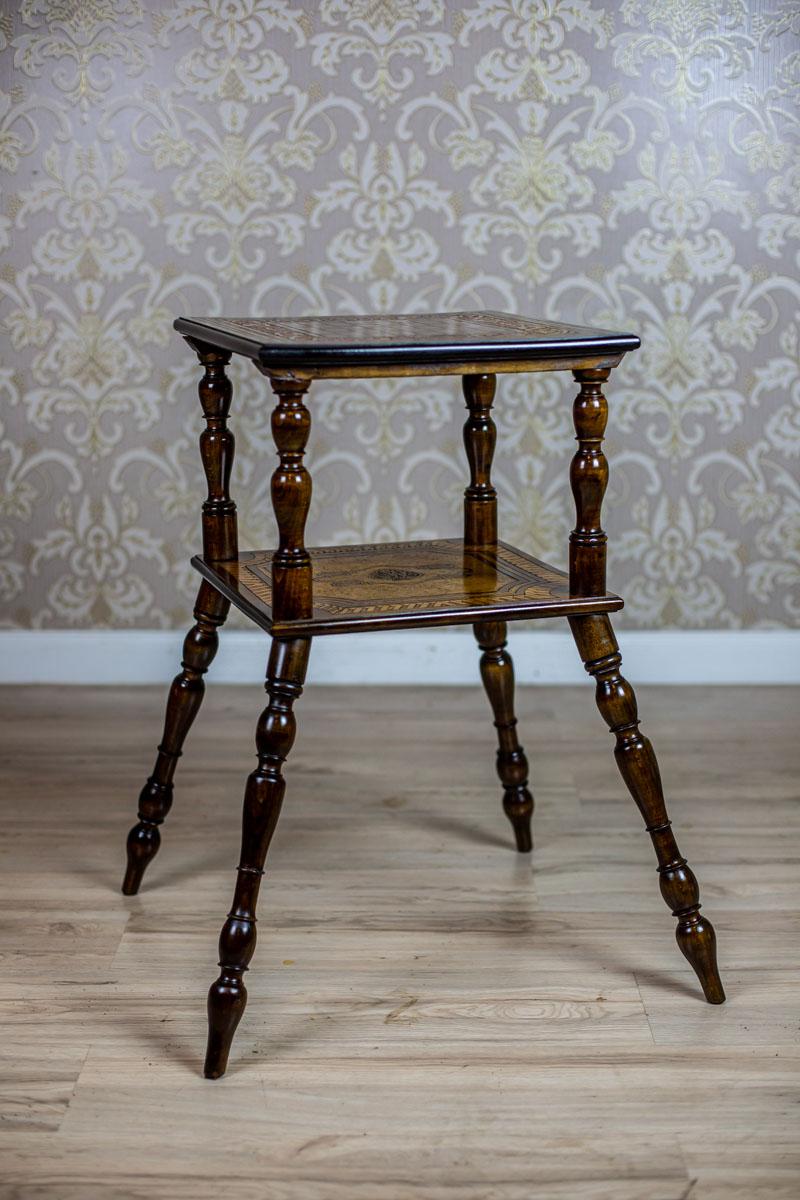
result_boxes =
[174,311,639,377]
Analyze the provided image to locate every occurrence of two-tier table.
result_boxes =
[122,312,725,1079]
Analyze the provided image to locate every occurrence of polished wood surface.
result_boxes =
[3,683,797,1198]
[188,340,238,564]
[122,580,229,896]
[267,376,313,623]
[569,368,610,597]
[462,373,498,547]
[205,637,311,1080]
[474,620,534,853]
[192,539,624,637]
[570,615,724,1005]
[462,377,533,852]
[174,311,640,376]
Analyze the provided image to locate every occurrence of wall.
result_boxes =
[1,1,798,634]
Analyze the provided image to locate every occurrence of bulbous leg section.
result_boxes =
[122,780,171,895]
[205,916,254,1078]
[122,582,229,895]
[659,858,725,1003]
[569,613,725,1005]
[203,637,311,1078]
[474,620,534,853]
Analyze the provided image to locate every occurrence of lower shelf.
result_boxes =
[193,539,622,637]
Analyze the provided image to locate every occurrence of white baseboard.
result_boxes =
[1,628,798,685]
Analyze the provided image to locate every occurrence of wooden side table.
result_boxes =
[122,312,725,1079]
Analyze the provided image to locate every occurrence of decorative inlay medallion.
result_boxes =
[370,567,423,581]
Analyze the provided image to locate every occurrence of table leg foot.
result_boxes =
[474,620,534,853]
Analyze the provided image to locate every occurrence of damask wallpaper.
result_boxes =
[1,0,798,631]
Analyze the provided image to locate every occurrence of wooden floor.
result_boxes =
[1,683,798,1199]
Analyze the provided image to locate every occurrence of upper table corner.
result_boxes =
[173,311,640,379]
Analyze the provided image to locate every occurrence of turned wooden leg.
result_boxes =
[569,613,725,1004]
[204,636,310,1079]
[474,620,534,852]
[122,581,229,895]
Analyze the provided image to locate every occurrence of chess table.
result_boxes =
[122,311,725,1079]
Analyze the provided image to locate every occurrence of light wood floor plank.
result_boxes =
[0,684,798,1198]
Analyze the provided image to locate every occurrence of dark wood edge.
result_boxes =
[255,338,640,367]
[191,555,623,638]
[269,595,624,636]
[174,317,640,370]
[260,354,627,379]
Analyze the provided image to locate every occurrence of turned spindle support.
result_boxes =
[474,620,534,852]
[204,371,316,1077]
[462,373,497,547]
[567,371,723,1002]
[123,581,229,895]
[267,376,313,623]
[204,638,311,1078]
[122,343,237,894]
[569,614,725,1003]
[569,368,609,597]
[462,374,534,851]
[193,340,238,565]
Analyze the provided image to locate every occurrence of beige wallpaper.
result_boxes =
[1,0,798,631]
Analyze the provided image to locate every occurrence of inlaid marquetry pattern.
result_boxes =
[193,539,623,635]
[249,540,569,614]
[185,312,623,351]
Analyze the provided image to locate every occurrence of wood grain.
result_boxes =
[1,683,798,1198]
[192,539,624,637]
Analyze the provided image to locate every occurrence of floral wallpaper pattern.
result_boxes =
[1,0,798,630]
